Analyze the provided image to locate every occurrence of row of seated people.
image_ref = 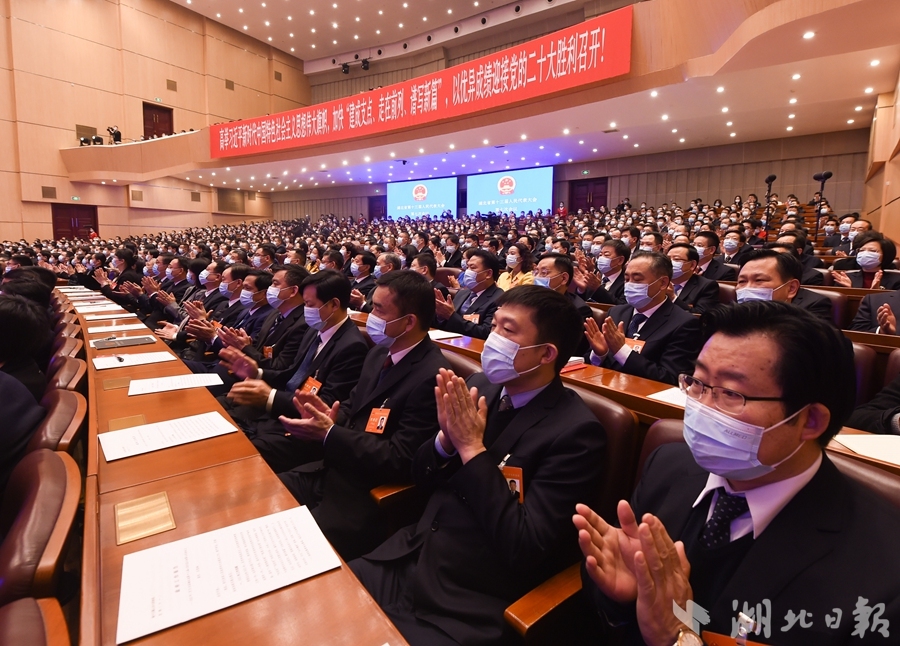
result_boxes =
[0,268,85,645]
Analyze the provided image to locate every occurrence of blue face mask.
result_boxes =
[199,269,211,286]
[304,303,331,330]
[461,268,480,289]
[374,265,383,279]
[187,273,195,285]
[480,332,544,384]
[165,267,174,279]
[218,281,233,296]
[857,250,882,271]
[365,313,407,347]
[624,276,663,310]
[239,290,256,308]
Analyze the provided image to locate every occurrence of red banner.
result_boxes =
[210,6,632,159]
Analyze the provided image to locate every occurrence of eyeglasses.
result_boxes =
[678,374,784,414]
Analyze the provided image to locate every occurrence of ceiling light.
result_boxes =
[423,16,427,21]
[789,98,797,104]
[354,35,358,39]
[671,128,678,133]
[448,144,454,149]
[721,107,728,113]
[291,46,295,51]
[267,37,272,41]
[289,33,294,37]
[786,126,793,131]
[855,106,863,112]
[310,9,314,14]
[419,148,424,153]
[567,158,573,162]
[792,73,801,80]
[376,30,380,34]
[539,145,544,149]
[471,154,476,158]
[563,128,570,134]
[520,134,527,140]
[633,143,639,148]
[239,8,244,13]
[726,121,733,126]
[216,13,221,18]
[555,152,560,157]
[578,140,584,144]
[378,10,382,14]
[803,31,815,39]
[288,16,292,20]
[650,91,658,97]
[363,156,370,162]
[310,45,315,48]
[265,21,270,26]
[871,60,880,67]
[623,135,628,139]
[243,25,248,30]
[333,22,338,28]
[679,138,685,143]
[592,148,598,152]
[847,119,855,124]
[333,40,337,44]
[448,8,452,13]
[788,114,795,119]
[661,114,669,121]
[390,152,395,157]
[730,132,736,137]
[333,2,338,7]
[716,86,724,93]
[474,1,478,5]
[482,139,489,144]
[609,121,616,128]
[356,16,360,21]
[398,23,403,27]
[865,87,874,94]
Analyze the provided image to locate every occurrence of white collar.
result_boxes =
[692,451,823,539]
[318,314,349,346]
[501,382,550,410]
[633,298,666,320]
[388,337,425,364]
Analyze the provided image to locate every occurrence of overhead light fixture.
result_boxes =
[609,121,616,128]
[650,91,658,97]
[788,114,795,119]
[803,31,815,39]
[721,107,729,113]
[789,98,797,104]
[661,114,669,121]
[716,86,724,93]
[847,119,855,124]
[520,134,527,140]
[563,128,570,135]
[792,73,801,80]
[871,60,880,67]
[730,132,736,137]
[341,63,349,74]
[786,126,794,131]
[855,106,863,111]
[679,138,685,143]
[865,87,874,94]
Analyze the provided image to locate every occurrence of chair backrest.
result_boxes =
[565,384,640,519]
[440,349,482,378]
[883,348,900,390]
[717,283,736,304]
[435,267,461,288]
[56,323,80,339]
[26,390,87,455]
[44,357,87,395]
[52,338,83,361]
[635,418,686,488]
[724,263,740,275]
[812,267,834,286]
[851,343,877,406]
[830,452,900,509]
[804,287,847,328]
[0,597,70,646]
[0,450,81,605]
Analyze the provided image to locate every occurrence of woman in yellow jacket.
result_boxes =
[497,242,535,290]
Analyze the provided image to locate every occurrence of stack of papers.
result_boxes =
[98,411,238,461]
[127,374,223,396]
[832,434,900,468]
[89,335,157,349]
[428,330,462,340]
[92,352,177,370]
[115,506,341,643]
[87,323,148,334]
[75,304,122,313]
[84,313,138,321]
[646,387,687,408]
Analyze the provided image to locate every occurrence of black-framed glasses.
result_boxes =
[678,374,784,415]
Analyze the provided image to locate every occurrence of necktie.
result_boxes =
[498,394,513,411]
[725,256,731,264]
[673,283,683,297]
[377,354,393,384]
[264,313,284,343]
[626,312,647,339]
[462,292,477,314]
[601,277,610,288]
[700,488,749,548]
[484,395,516,446]
[285,334,321,392]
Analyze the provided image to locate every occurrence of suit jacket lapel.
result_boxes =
[487,379,563,460]
[310,318,353,372]
[453,288,473,311]
[634,300,672,340]
[712,457,848,616]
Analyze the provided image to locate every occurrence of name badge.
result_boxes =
[463,313,481,324]
[300,376,322,395]
[623,338,645,354]
[366,408,390,434]
[263,346,274,359]
[501,466,524,503]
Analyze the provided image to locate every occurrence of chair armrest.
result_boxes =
[370,483,416,508]
[504,563,582,637]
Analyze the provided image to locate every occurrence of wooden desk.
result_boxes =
[432,336,684,424]
[97,457,407,646]
[842,330,900,392]
[828,428,900,477]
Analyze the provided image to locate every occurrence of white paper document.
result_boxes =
[75,304,122,313]
[115,506,341,644]
[428,329,462,340]
[832,434,900,467]
[57,287,90,292]
[84,313,138,321]
[128,373,223,396]
[646,387,687,408]
[99,411,238,462]
[92,352,177,370]
[89,335,157,349]
[87,323,148,334]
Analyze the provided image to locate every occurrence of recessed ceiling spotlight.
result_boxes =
[539,145,544,149]
[309,9,314,14]
[471,154,476,158]
[592,148,598,152]
[398,23,403,27]
[721,107,729,113]
[354,35,358,39]
[520,134,527,140]
[422,16,427,21]
[355,16,360,21]
[378,10,383,14]
[376,29,380,34]
[609,121,616,128]
[448,144,455,149]
[448,9,452,13]
[671,128,677,133]
[730,132,737,137]
[239,8,244,12]
[287,16,292,20]
[555,152,560,157]
[788,114,795,119]
[803,31,815,39]
[847,119,855,124]
[363,156,370,162]
[243,25,248,30]
[786,126,794,131]
[332,22,338,28]
[716,86,724,93]
[661,114,669,121]
[865,87,874,94]
[679,138,685,143]
[216,13,221,18]
[650,91,658,97]
[726,121,733,126]
[310,44,315,48]
[792,73,801,80]
[289,33,293,37]
[265,21,270,26]
[855,106,863,111]
[320,163,326,168]
[418,148,424,153]
[563,128,570,135]
[482,139,489,144]
[333,40,337,44]
[567,158,573,162]
[390,152,396,157]
[578,140,584,144]
[623,135,629,139]
[267,37,272,41]
[871,60,880,67]
[633,143,639,148]
[291,47,295,51]
[789,98,797,104]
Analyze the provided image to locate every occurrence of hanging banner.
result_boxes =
[210,5,632,159]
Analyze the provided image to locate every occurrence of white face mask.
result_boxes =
[480,332,544,384]
[683,398,807,480]
[736,281,788,303]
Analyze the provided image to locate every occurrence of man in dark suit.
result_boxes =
[0,294,49,401]
[768,241,824,286]
[178,263,250,361]
[277,271,450,560]
[736,250,834,324]
[0,371,46,496]
[717,230,753,266]
[849,371,900,434]
[586,252,702,386]
[410,253,450,302]
[349,251,377,298]
[666,244,720,315]
[575,301,900,646]
[135,255,193,326]
[694,232,737,281]
[351,286,606,646]
[822,217,841,248]
[849,289,900,334]
[434,249,503,340]
[350,253,400,313]
[218,270,369,471]
[830,215,858,254]
[584,239,629,305]
[441,234,463,268]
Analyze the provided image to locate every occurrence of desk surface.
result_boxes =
[97,457,407,646]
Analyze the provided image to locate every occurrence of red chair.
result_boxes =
[0,598,70,646]
[26,390,87,455]
[44,357,87,395]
